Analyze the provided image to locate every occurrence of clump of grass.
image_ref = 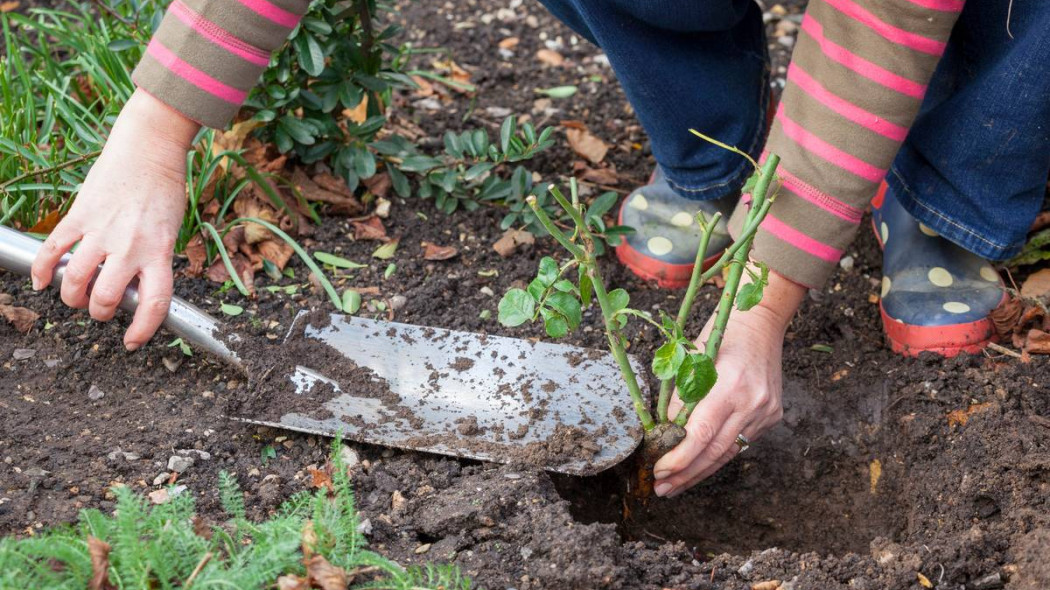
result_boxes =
[0,437,469,589]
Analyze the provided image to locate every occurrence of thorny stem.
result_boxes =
[656,211,721,422]
[526,192,656,431]
[0,150,102,193]
[673,155,780,426]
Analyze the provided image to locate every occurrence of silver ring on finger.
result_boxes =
[734,433,750,453]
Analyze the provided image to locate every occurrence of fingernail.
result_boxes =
[654,483,672,497]
[31,277,42,291]
[653,470,670,481]
[126,342,141,352]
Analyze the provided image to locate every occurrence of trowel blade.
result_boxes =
[232,311,646,476]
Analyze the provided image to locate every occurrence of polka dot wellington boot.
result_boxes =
[871,182,1006,357]
[615,167,739,288]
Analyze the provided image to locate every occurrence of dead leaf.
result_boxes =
[1,1,20,13]
[991,296,1023,340]
[88,537,116,590]
[343,95,369,124]
[362,172,392,199]
[312,173,352,197]
[293,169,364,216]
[535,48,564,66]
[947,402,993,427]
[308,468,334,492]
[751,582,781,590]
[276,575,310,590]
[184,234,207,277]
[192,516,213,540]
[575,161,619,186]
[206,254,255,296]
[301,520,318,559]
[422,242,458,261]
[831,369,849,382]
[869,459,881,494]
[498,37,520,49]
[409,75,435,98]
[1024,329,1050,354]
[28,209,63,234]
[560,119,587,131]
[305,555,350,590]
[257,239,294,270]
[1021,269,1050,299]
[566,128,608,164]
[493,228,535,257]
[352,216,389,242]
[0,304,38,333]
[430,58,472,90]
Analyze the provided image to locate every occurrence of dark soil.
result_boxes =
[2,1,1049,589]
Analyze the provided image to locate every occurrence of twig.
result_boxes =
[0,150,102,193]
[985,342,1021,359]
[183,551,213,589]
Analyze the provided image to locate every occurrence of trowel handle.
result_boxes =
[0,225,241,367]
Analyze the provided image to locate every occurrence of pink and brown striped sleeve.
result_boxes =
[131,0,311,129]
[730,0,965,288]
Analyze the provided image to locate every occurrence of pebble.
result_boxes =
[12,349,35,360]
[738,559,755,578]
[356,518,372,535]
[177,449,212,461]
[971,573,1004,590]
[479,286,495,297]
[43,358,61,368]
[87,384,105,400]
[162,356,183,373]
[389,295,407,311]
[774,19,798,36]
[391,490,407,513]
[339,446,360,469]
[248,468,260,477]
[149,485,187,505]
[520,547,533,560]
[839,255,855,271]
[153,473,170,486]
[167,455,194,473]
[414,543,432,554]
[504,473,522,480]
[107,449,141,462]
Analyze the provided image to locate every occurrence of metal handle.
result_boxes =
[0,225,241,366]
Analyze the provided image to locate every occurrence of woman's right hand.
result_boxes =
[31,89,200,351]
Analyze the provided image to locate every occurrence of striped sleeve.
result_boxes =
[131,0,310,129]
[729,0,965,288]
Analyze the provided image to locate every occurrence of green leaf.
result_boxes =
[537,256,559,287]
[464,162,495,181]
[527,277,546,302]
[342,290,362,314]
[479,309,492,320]
[372,241,398,259]
[220,303,244,317]
[652,340,687,381]
[541,308,569,338]
[553,279,574,292]
[295,33,325,76]
[676,354,718,404]
[388,166,411,197]
[546,291,582,330]
[810,344,834,353]
[578,267,593,307]
[535,85,578,98]
[107,39,138,52]
[499,116,516,154]
[262,259,282,280]
[399,155,442,172]
[314,251,367,269]
[587,191,619,220]
[498,289,536,327]
[608,288,629,313]
[384,263,396,279]
[735,264,769,311]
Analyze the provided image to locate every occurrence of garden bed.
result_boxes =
[2,0,1049,588]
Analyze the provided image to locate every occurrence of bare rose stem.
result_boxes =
[525,188,656,431]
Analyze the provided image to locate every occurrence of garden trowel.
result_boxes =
[0,225,644,475]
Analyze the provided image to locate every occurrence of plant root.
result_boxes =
[630,423,686,504]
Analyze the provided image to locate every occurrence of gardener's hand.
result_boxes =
[653,268,807,497]
[30,89,200,351]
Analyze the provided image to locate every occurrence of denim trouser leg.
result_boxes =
[536,0,769,200]
[887,0,1050,262]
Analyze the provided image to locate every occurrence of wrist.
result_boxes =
[753,266,806,330]
[121,89,200,149]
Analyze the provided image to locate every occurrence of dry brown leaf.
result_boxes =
[498,36,520,49]
[343,95,369,124]
[566,128,608,164]
[184,234,207,277]
[535,48,564,66]
[410,75,435,98]
[1024,329,1050,354]
[257,239,294,270]
[0,303,39,333]
[493,228,535,258]
[28,209,63,234]
[206,254,255,295]
[362,172,392,199]
[831,369,849,381]
[276,575,310,590]
[869,459,881,494]
[192,516,213,540]
[308,468,334,492]
[301,520,318,559]
[312,173,353,197]
[560,119,587,131]
[293,169,364,216]
[1020,269,1050,299]
[0,1,20,12]
[305,555,350,590]
[352,216,389,242]
[88,537,116,590]
[991,296,1023,339]
[422,242,458,261]
[575,162,619,186]
[947,402,993,427]
[430,58,472,89]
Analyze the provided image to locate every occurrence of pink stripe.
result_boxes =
[777,167,863,224]
[169,1,270,66]
[801,16,927,99]
[146,40,247,104]
[902,0,965,12]
[232,0,299,28]
[776,105,886,182]
[762,215,843,263]
[788,63,909,141]
[824,0,947,55]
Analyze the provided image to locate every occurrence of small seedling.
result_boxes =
[499,133,780,496]
[220,303,245,317]
[260,445,277,465]
[167,338,193,357]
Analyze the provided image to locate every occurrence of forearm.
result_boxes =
[734,0,965,287]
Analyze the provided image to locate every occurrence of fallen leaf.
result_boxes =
[0,304,39,333]
[362,172,392,199]
[498,36,520,49]
[535,48,564,66]
[493,228,535,257]
[917,572,933,588]
[575,162,619,186]
[184,234,207,276]
[372,241,399,260]
[88,537,116,590]
[28,209,63,234]
[0,1,20,13]
[301,520,318,558]
[308,468,334,492]
[1025,329,1050,354]
[276,575,310,590]
[990,296,1024,340]
[257,239,294,271]
[422,242,458,261]
[869,459,881,494]
[343,94,369,124]
[305,555,350,590]
[566,128,608,164]
[947,402,993,427]
[205,253,255,295]
[831,369,849,381]
[560,120,587,131]
[409,75,435,97]
[293,170,364,216]
[352,216,389,242]
[1020,268,1050,299]
[430,58,472,89]
[751,581,781,590]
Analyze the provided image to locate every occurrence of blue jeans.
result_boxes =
[539,0,1049,261]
